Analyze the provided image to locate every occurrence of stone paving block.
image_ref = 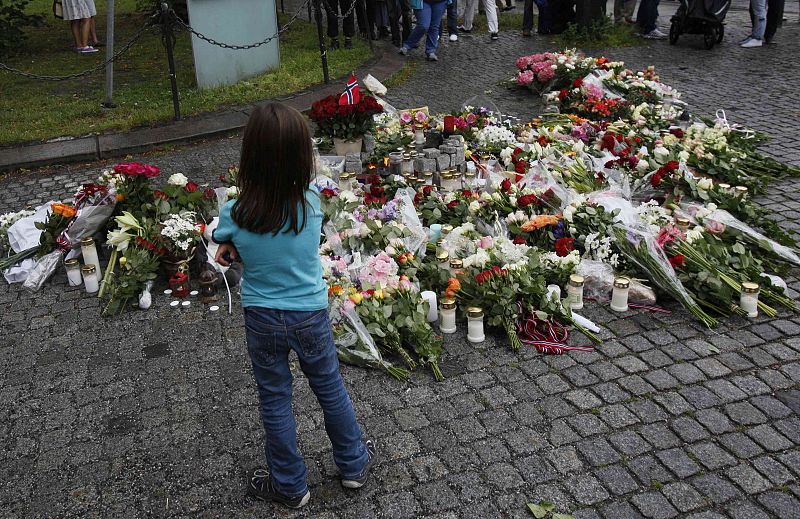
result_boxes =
[687,441,737,470]
[656,448,702,479]
[514,453,558,484]
[565,474,610,506]
[564,389,603,411]
[726,463,772,494]
[568,414,609,437]
[640,423,682,450]
[546,446,585,475]
[577,438,621,467]
[660,481,706,512]
[627,399,669,424]
[591,382,630,404]
[745,424,794,452]
[627,455,674,486]
[756,491,800,519]
[600,501,645,519]
[670,416,710,443]
[644,370,681,391]
[751,456,795,486]
[725,499,771,519]
[652,392,692,416]
[691,473,742,506]
[719,432,765,459]
[609,431,651,458]
[749,395,793,419]
[631,491,679,519]
[618,376,656,396]
[695,408,735,434]
[549,419,581,447]
[594,465,639,496]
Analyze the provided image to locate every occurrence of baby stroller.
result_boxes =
[669,0,731,49]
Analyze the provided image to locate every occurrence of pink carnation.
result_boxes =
[517,70,535,86]
[537,68,555,83]
[399,111,412,124]
[414,111,428,123]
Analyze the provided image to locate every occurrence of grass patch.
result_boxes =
[468,10,525,33]
[1,2,373,145]
[383,61,417,90]
[554,17,640,49]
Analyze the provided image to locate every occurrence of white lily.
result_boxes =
[115,211,143,233]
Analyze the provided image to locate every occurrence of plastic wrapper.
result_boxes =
[332,307,408,381]
[61,190,117,247]
[22,250,64,292]
[316,155,345,181]
[703,208,800,268]
[460,95,502,123]
[395,188,428,255]
[519,164,572,211]
[577,259,657,305]
[588,189,639,228]
[363,74,387,97]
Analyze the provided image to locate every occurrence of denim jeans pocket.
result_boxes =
[246,327,277,367]
[295,324,325,358]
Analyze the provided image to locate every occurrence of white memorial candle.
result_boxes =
[421,291,438,322]
[466,307,485,343]
[610,277,630,312]
[740,282,759,318]
[64,258,82,287]
[439,298,457,334]
[80,237,102,279]
[81,264,99,294]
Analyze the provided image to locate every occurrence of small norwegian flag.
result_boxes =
[339,73,360,106]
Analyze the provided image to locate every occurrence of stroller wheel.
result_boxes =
[716,24,724,43]
[669,21,679,44]
[703,28,716,48]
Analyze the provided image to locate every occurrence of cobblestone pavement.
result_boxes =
[2,5,800,518]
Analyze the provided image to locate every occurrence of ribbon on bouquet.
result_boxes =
[516,313,594,355]
[584,296,671,314]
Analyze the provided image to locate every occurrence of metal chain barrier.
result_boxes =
[0,14,158,81]
[319,0,359,21]
[173,0,311,50]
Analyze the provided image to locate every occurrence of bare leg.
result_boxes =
[71,20,82,48]
[90,17,99,45]
[79,18,91,48]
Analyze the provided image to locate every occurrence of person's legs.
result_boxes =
[79,18,92,48]
[404,2,433,48]
[89,17,98,44]
[750,0,767,39]
[425,0,447,53]
[287,309,368,479]
[637,0,656,32]
[764,0,784,40]
[400,0,413,39]
[462,0,477,29]
[447,0,459,33]
[70,19,82,48]
[483,0,499,32]
[523,0,534,31]
[343,0,357,37]
[387,0,403,44]
[623,0,636,20]
[326,0,340,38]
[244,308,308,498]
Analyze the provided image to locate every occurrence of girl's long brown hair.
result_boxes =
[232,102,314,235]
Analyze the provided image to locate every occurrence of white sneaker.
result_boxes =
[642,28,667,39]
[739,35,752,44]
[740,38,762,47]
[449,33,458,41]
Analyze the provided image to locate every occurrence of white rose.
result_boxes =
[226,186,239,198]
[653,146,669,163]
[697,178,713,191]
[678,151,690,162]
[636,160,650,172]
[468,200,481,214]
[385,245,396,255]
[509,196,518,207]
[168,173,189,187]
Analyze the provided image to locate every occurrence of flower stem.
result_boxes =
[504,319,522,351]
[98,248,118,300]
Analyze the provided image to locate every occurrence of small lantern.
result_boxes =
[444,115,455,135]
[199,270,218,304]
[169,266,190,298]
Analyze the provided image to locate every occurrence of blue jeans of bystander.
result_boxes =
[244,307,368,498]
[404,0,448,55]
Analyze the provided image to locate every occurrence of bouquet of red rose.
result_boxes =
[308,94,384,141]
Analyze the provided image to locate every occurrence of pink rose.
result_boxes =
[399,111,412,124]
[414,111,428,123]
[479,236,494,249]
[399,278,412,291]
[465,113,477,124]
[342,299,356,313]
[704,220,726,235]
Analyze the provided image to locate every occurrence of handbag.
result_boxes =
[53,0,63,19]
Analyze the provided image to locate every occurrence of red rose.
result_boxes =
[572,78,583,88]
[555,237,575,257]
[500,179,511,193]
[153,190,168,200]
[665,160,679,172]
[185,181,199,193]
[142,164,160,178]
[513,236,527,245]
[601,133,616,151]
[447,200,459,209]
[669,254,685,268]
[462,189,473,198]
[537,136,549,146]
[515,160,528,175]
[370,185,385,197]
[203,188,215,200]
[670,128,684,139]
[558,89,568,100]
[219,174,226,182]
[491,265,502,276]
[511,146,524,160]
[650,171,663,187]
[321,188,336,198]
[422,185,433,195]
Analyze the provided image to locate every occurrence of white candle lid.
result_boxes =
[169,300,180,307]
[190,290,199,296]
[209,305,220,312]
[181,301,191,307]
[164,289,173,295]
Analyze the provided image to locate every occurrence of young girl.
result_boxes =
[213,103,376,509]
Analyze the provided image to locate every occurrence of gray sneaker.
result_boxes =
[426,52,438,61]
[398,45,409,55]
[642,28,667,39]
[341,440,378,489]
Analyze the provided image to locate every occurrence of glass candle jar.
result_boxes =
[436,249,449,268]
[717,183,731,194]
[80,236,102,279]
[421,291,438,322]
[740,282,759,318]
[428,224,442,244]
[439,298,457,334]
[81,264,99,294]
[414,128,425,147]
[675,216,690,232]
[466,307,485,343]
[441,224,453,236]
[64,258,82,287]
[338,173,352,192]
[389,151,403,176]
[566,274,585,310]
[610,277,630,312]
[402,153,413,175]
[464,171,477,189]
[423,171,434,185]
[734,185,748,198]
[449,258,464,277]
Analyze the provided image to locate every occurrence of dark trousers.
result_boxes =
[447,0,458,33]
[386,0,412,44]
[327,0,356,38]
[523,0,535,31]
[356,0,376,36]
[637,0,659,33]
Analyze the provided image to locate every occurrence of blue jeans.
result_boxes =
[404,0,448,55]
[636,0,659,33]
[244,307,368,497]
[748,0,767,39]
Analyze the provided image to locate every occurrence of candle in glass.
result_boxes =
[338,173,352,191]
[449,258,464,277]
[675,216,690,232]
[717,183,731,194]
[439,298,457,333]
[421,291,438,322]
[740,282,759,318]
[734,185,748,198]
[64,258,82,287]
[566,274,585,310]
[610,277,630,312]
[423,171,434,185]
[388,151,403,176]
[81,264,99,294]
[466,307,485,343]
[436,249,449,268]
[80,236,102,279]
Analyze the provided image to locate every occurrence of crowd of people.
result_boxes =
[324,0,790,59]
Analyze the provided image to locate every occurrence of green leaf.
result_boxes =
[527,504,548,518]
[553,514,575,519]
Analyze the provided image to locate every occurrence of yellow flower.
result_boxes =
[374,289,384,300]
[350,293,363,305]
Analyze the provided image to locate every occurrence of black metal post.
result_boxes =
[160,2,181,120]
[281,0,285,13]
[313,0,330,84]
[308,0,313,21]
